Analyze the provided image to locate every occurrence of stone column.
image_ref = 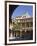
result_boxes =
[20,30,22,37]
[14,32,15,37]
[25,30,27,32]
[25,21,27,32]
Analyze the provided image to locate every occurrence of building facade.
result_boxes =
[9,13,33,39]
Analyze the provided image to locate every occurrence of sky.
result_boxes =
[11,5,33,18]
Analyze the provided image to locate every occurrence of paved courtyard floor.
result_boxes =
[9,32,33,41]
